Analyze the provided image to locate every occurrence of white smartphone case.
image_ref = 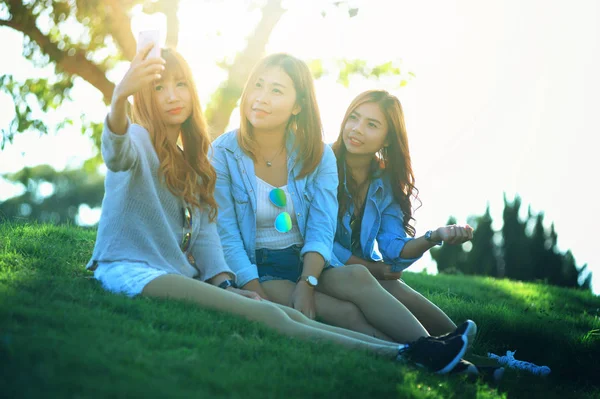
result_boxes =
[137,30,161,59]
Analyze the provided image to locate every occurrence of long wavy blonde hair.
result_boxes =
[237,53,324,179]
[131,48,218,220]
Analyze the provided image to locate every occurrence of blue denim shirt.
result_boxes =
[334,167,421,272]
[211,130,342,287]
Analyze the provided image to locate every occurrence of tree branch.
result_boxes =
[142,0,181,49]
[3,2,115,104]
[206,0,286,137]
[162,0,180,48]
[104,0,137,61]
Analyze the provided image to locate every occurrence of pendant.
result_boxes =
[266,161,272,167]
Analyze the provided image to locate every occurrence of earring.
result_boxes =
[290,114,299,133]
[382,146,388,158]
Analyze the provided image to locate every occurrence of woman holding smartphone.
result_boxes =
[86,45,467,375]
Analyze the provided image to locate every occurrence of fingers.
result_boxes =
[134,42,155,63]
[132,42,157,62]
[138,64,165,86]
[141,57,167,69]
[249,292,261,301]
[445,224,472,244]
[140,60,166,80]
[385,272,403,280]
[446,225,457,244]
[241,290,261,301]
[465,224,474,240]
[305,305,316,320]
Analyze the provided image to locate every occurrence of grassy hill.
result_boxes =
[1,223,599,398]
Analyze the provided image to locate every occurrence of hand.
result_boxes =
[435,224,474,245]
[113,43,166,102]
[368,262,403,280]
[290,281,316,319]
[226,287,262,301]
[241,279,270,300]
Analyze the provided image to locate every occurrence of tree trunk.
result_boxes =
[205,0,286,139]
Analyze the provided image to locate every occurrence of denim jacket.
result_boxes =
[333,166,421,272]
[211,130,342,287]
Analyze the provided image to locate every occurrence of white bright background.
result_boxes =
[1,0,598,293]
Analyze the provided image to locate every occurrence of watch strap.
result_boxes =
[425,230,442,246]
[218,279,238,290]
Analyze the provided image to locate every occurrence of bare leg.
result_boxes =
[141,274,398,358]
[262,279,393,341]
[379,279,457,336]
[318,265,430,343]
[271,302,399,346]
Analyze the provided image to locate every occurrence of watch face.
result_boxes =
[306,276,318,287]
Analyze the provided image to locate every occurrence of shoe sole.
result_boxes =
[436,334,468,375]
[463,320,477,349]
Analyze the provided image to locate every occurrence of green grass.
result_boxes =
[1,223,599,398]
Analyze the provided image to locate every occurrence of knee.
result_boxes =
[285,307,309,323]
[382,279,413,299]
[340,264,377,287]
[253,302,295,332]
[336,301,367,327]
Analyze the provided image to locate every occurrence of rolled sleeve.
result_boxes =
[377,201,422,271]
[333,241,352,265]
[234,265,260,288]
[191,210,235,282]
[300,145,339,266]
[101,116,138,172]
[382,237,421,272]
[210,145,258,287]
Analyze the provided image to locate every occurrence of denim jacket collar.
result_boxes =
[341,161,385,202]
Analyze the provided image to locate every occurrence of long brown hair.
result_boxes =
[131,48,218,220]
[332,90,420,237]
[237,53,324,179]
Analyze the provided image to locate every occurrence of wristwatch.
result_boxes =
[424,230,442,246]
[218,279,238,290]
[298,275,319,287]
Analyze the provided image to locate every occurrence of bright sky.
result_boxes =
[0,0,598,293]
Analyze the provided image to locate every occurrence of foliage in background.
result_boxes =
[431,195,592,291]
[0,164,104,224]
[0,0,410,146]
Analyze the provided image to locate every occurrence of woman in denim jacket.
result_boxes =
[332,89,475,338]
[89,46,474,372]
[212,54,474,361]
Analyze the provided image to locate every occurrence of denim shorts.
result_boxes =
[256,245,303,283]
[94,261,168,297]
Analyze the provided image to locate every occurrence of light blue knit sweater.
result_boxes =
[86,120,234,282]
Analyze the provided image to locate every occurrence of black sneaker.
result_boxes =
[436,320,477,349]
[398,334,468,374]
[450,359,479,378]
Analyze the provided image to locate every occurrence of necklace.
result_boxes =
[261,144,286,167]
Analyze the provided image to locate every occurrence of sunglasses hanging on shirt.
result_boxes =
[269,188,292,233]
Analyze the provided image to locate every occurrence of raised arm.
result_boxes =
[102,44,165,172]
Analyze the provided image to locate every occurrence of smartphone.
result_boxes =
[137,30,161,59]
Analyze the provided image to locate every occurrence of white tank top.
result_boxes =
[255,177,304,250]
